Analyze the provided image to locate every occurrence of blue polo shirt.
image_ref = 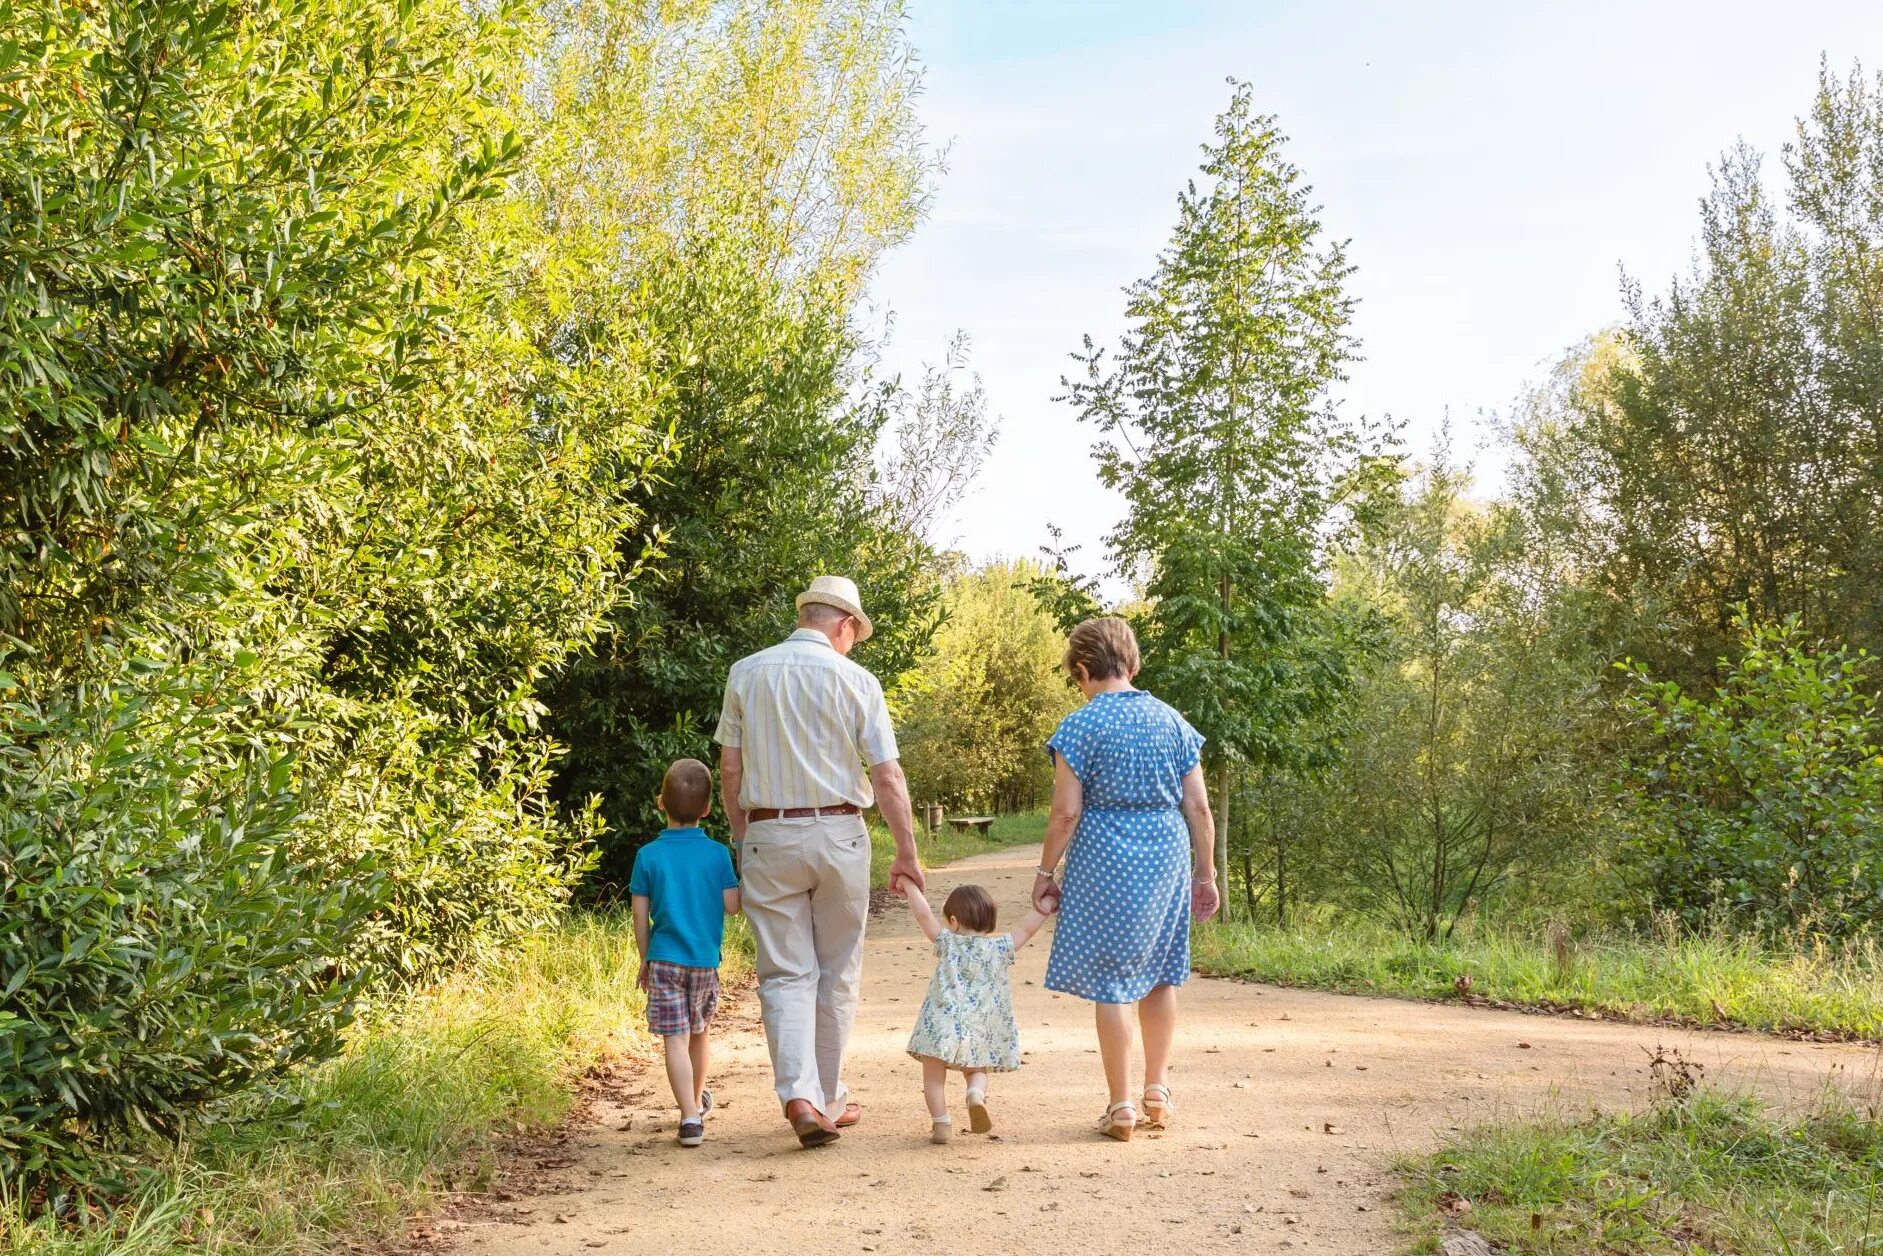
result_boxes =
[628,827,739,969]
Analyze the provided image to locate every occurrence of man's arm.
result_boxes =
[868,757,924,894]
[720,745,746,845]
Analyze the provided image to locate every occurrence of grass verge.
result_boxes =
[1400,1084,1883,1255]
[870,811,1047,888]
[5,912,739,1255]
[1193,916,1883,1041]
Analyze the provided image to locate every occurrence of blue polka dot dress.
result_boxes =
[1043,689,1205,1005]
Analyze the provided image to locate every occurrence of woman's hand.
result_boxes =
[1032,871,1061,915]
[1191,875,1221,922]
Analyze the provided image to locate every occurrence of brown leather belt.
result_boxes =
[746,803,862,822]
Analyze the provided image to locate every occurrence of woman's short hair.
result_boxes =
[942,884,998,933]
[1064,616,1141,682]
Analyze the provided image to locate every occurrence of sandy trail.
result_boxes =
[456,844,1883,1255]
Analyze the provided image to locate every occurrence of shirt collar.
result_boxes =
[659,825,709,840]
[787,627,834,648]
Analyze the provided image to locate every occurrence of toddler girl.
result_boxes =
[900,881,1052,1143]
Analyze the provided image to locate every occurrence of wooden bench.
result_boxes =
[946,815,996,836]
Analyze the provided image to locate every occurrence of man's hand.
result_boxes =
[1191,876,1221,922]
[888,851,925,897]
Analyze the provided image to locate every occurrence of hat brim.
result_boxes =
[795,592,874,642]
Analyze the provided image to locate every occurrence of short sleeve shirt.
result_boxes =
[628,828,740,968]
[713,629,898,809]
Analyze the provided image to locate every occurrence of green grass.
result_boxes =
[5,912,742,1255]
[1400,1087,1883,1254]
[1194,915,1883,1040]
[870,811,1047,888]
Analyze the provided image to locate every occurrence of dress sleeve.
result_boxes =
[932,930,951,957]
[998,935,1017,967]
[1176,711,1205,776]
[1046,710,1089,778]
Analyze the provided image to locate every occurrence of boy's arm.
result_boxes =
[631,895,652,989]
[903,885,944,943]
[723,887,742,915]
[1007,907,1053,949]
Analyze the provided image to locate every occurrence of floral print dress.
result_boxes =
[905,930,1022,1072]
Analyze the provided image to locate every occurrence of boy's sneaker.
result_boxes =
[678,1118,705,1148]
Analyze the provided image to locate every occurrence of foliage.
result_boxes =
[0,0,664,1193]
[1402,1089,1883,1255]
[535,0,952,891]
[1308,452,1610,938]
[1195,912,1883,1041]
[1622,617,1883,939]
[1059,80,1390,899]
[895,560,1077,813]
[0,913,734,1255]
[1520,61,1883,687]
[0,661,378,1201]
[871,811,1048,890]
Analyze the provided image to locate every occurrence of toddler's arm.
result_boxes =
[903,883,944,942]
[1006,906,1053,950]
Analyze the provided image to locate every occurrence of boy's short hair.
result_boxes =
[942,884,998,933]
[660,758,713,824]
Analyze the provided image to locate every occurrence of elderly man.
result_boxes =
[715,575,924,1147]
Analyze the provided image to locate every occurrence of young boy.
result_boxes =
[630,758,741,1148]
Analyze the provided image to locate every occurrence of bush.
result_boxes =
[0,661,379,1201]
[1623,616,1883,937]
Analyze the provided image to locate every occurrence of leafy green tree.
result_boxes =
[1528,62,1883,685]
[896,559,1079,814]
[533,0,950,889]
[1623,616,1883,938]
[1060,82,1387,907]
[1313,454,1609,939]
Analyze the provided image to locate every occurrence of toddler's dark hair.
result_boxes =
[660,758,712,824]
[943,884,997,933]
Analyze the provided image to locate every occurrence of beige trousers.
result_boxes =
[738,813,871,1118]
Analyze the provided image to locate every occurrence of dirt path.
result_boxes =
[455,845,1883,1255]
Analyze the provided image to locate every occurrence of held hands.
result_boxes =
[888,852,927,898]
[1191,874,1222,922]
[1031,872,1061,916]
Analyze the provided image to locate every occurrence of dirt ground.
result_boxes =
[450,845,1883,1255]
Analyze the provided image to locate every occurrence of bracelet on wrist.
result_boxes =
[1036,867,1056,878]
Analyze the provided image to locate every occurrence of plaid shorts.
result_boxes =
[644,960,720,1037]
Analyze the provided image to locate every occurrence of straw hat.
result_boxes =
[795,575,874,642]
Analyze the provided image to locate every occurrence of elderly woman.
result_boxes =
[1033,616,1219,1141]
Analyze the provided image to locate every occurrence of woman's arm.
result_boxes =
[1034,755,1083,912]
[1179,764,1220,920]
[903,883,944,942]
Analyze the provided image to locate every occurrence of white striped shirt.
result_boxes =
[713,629,899,810]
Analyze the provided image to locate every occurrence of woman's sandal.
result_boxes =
[1141,1083,1174,1130]
[1098,1100,1136,1142]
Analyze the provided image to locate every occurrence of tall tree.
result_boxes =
[531,0,951,888]
[1061,82,1382,908]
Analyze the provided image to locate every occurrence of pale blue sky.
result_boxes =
[866,1,1883,586]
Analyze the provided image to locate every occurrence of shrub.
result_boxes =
[0,661,379,1202]
[1623,616,1883,937]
